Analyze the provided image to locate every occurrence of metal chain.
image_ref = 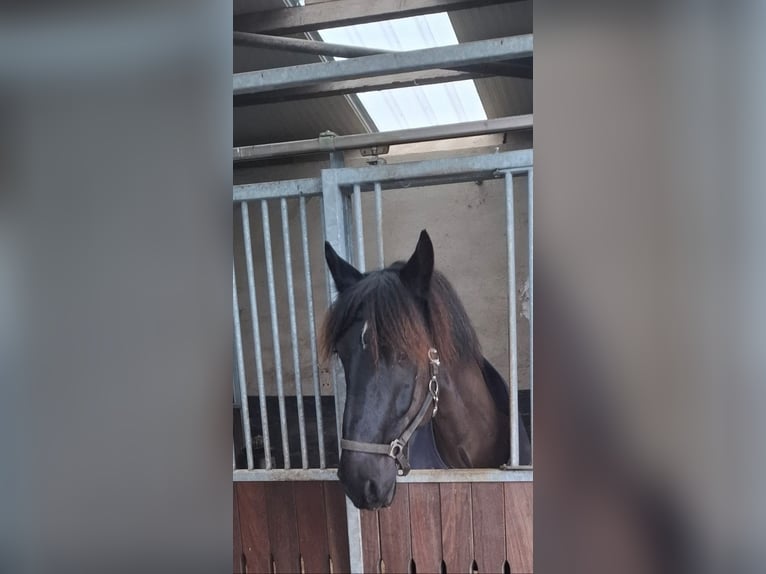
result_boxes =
[428,347,440,417]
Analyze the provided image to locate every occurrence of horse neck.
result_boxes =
[432,357,510,468]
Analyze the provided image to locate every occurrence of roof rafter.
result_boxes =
[235,0,524,35]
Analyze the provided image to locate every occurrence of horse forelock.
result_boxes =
[320,265,483,368]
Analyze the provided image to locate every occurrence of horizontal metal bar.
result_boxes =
[233,34,532,95]
[234,31,385,58]
[234,468,339,481]
[398,468,533,483]
[330,149,533,186]
[232,34,531,99]
[233,178,321,200]
[233,468,533,482]
[234,68,479,107]
[234,115,533,162]
[235,0,520,35]
[235,31,532,79]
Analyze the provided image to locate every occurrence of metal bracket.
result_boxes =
[360,145,389,157]
[318,130,337,151]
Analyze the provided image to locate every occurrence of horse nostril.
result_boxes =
[363,479,378,504]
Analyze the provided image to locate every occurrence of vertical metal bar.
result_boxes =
[505,172,520,467]
[241,202,273,470]
[281,198,309,469]
[321,167,347,455]
[345,497,365,574]
[300,196,327,468]
[261,200,292,468]
[232,443,237,471]
[232,346,241,407]
[233,266,254,470]
[527,168,534,457]
[374,181,384,268]
[352,183,366,272]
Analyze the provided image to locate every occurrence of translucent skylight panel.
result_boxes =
[318,13,487,131]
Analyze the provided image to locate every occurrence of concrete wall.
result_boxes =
[234,140,531,398]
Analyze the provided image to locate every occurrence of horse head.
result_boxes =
[323,231,435,509]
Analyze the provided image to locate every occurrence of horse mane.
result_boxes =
[320,262,483,368]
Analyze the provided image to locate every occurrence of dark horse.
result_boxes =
[322,230,531,510]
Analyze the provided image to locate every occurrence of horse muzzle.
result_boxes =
[338,452,397,509]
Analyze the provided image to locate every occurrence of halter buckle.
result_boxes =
[388,439,405,459]
[429,376,440,417]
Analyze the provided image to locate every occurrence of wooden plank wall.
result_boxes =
[235,481,532,574]
[235,482,350,574]
[362,482,533,574]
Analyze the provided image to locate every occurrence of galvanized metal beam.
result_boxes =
[233,468,533,482]
[232,33,531,106]
[330,148,532,185]
[233,32,532,76]
[233,177,321,201]
[234,31,383,58]
[233,34,533,95]
[233,115,533,162]
[234,68,479,107]
[235,0,523,35]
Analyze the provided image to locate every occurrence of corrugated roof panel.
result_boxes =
[318,12,487,131]
[449,1,532,118]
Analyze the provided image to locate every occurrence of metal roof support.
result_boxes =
[233,31,532,85]
[234,31,383,58]
[235,0,524,35]
[233,114,533,162]
[233,34,533,95]
[234,69,481,106]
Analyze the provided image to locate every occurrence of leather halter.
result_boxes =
[340,348,441,476]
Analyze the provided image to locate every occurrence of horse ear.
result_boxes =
[400,230,434,298]
[325,241,363,293]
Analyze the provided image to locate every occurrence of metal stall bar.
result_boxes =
[234,115,533,162]
[241,202,273,470]
[345,496,364,574]
[234,35,533,95]
[374,182,384,268]
[504,172,520,467]
[233,468,533,483]
[232,346,241,407]
[321,166,365,574]
[299,196,326,468]
[234,177,322,201]
[527,169,534,454]
[280,199,309,468]
[321,166,348,453]
[261,200,292,468]
[352,184,366,272]
[332,149,532,185]
[233,266,254,470]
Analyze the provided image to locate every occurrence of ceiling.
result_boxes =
[233,0,532,147]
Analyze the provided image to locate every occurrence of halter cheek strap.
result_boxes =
[340,348,440,476]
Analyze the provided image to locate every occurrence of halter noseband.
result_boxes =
[340,347,441,476]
